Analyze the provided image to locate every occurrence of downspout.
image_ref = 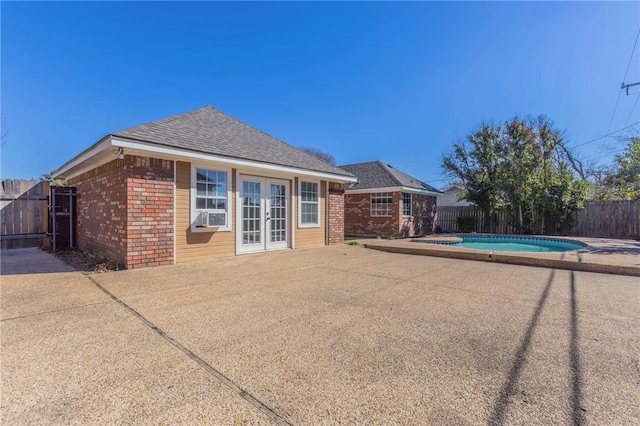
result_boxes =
[291,177,296,250]
[173,160,177,264]
[325,181,330,245]
[69,190,75,248]
[51,186,57,251]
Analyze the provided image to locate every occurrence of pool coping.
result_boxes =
[362,235,640,277]
[410,234,588,248]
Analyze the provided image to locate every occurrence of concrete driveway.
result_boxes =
[1,246,639,424]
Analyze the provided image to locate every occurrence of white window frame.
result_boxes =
[370,192,392,217]
[298,180,320,228]
[190,164,232,232]
[402,192,412,216]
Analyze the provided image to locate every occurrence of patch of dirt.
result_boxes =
[51,249,122,273]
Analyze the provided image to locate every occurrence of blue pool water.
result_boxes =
[456,236,585,252]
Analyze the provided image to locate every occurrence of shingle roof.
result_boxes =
[339,161,442,194]
[112,106,354,178]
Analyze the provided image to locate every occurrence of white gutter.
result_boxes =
[344,185,442,197]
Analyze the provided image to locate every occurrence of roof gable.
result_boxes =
[112,106,353,178]
[339,161,442,194]
[443,183,465,193]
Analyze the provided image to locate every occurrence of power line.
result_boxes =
[577,125,638,165]
[578,138,628,163]
[622,28,640,84]
[580,146,626,163]
[572,120,640,149]
[580,149,628,167]
[605,28,640,136]
[623,93,640,128]
[605,91,623,136]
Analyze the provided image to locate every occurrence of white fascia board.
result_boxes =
[111,137,358,183]
[51,137,112,178]
[400,186,443,196]
[345,186,442,196]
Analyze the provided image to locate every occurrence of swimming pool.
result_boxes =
[455,235,585,252]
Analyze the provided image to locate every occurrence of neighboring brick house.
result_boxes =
[52,106,356,268]
[339,161,443,238]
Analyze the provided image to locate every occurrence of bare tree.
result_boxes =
[299,147,336,166]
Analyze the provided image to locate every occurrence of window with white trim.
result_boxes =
[371,192,392,216]
[402,192,412,216]
[299,181,319,227]
[193,168,229,230]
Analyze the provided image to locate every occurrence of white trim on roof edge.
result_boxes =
[51,137,112,178]
[345,186,442,197]
[52,136,357,183]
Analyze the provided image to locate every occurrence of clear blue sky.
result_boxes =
[2,1,639,187]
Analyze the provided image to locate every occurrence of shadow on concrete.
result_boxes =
[488,269,586,426]
[580,240,640,256]
[488,270,555,425]
[569,271,585,425]
[0,248,76,275]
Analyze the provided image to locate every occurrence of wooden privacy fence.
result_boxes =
[573,200,639,238]
[437,200,640,239]
[1,179,50,249]
[437,205,511,234]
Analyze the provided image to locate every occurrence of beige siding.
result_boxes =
[295,179,327,249]
[175,161,236,262]
[176,166,329,260]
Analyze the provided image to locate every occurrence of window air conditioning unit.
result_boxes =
[197,211,226,228]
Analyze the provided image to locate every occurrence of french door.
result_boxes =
[238,176,289,253]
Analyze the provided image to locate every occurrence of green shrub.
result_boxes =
[456,216,475,233]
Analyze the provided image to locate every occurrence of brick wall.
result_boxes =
[344,192,401,237]
[345,191,437,237]
[399,194,437,237]
[125,156,174,269]
[68,159,128,264]
[327,182,345,244]
[68,155,174,269]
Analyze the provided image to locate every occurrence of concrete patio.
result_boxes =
[1,244,639,424]
[364,236,640,277]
